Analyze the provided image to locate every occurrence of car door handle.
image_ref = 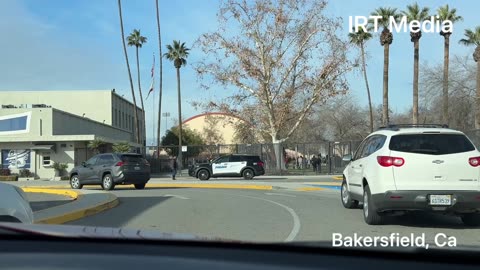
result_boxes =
[359,164,363,167]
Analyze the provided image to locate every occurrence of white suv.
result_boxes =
[341,124,480,226]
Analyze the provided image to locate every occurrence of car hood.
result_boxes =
[0,222,230,242]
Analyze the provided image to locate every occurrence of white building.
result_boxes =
[0,90,145,180]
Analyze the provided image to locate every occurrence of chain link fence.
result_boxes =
[146,140,363,176]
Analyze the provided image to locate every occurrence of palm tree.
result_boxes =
[156,0,164,156]
[371,7,400,126]
[117,0,140,144]
[402,3,430,124]
[127,29,147,148]
[348,27,374,132]
[88,139,106,155]
[459,27,480,128]
[164,40,190,171]
[438,5,463,125]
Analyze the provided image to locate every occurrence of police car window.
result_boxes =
[230,156,243,162]
[215,156,229,163]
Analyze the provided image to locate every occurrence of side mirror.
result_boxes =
[342,154,353,162]
[81,161,86,167]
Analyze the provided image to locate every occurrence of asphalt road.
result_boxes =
[66,187,480,247]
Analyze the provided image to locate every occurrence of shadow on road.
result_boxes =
[381,212,480,229]
[66,196,171,227]
[30,200,71,212]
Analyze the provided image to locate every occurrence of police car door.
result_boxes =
[229,155,246,175]
[212,156,230,176]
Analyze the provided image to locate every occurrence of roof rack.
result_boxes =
[377,124,449,131]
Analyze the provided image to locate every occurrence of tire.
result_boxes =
[461,213,480,226]
[70,175,83,189]
[363,185,384,225]
[197,169,210,181]
[242,169,254,180]
[102,173,115,191]
[341,179,358,209]
[134,183,146,190]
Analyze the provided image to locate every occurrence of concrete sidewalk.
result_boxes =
[22,187,119,224]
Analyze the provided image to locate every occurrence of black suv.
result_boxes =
[189,154,265,180]
[69,153,151,190]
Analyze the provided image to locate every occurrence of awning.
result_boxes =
[30,145,55,151]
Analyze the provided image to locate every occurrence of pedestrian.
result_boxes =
[171,156,178,180]
[311,155,318,172]
[298,156,303,170]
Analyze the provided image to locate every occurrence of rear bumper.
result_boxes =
[113,172,150,184]
[372,190,480,214]
[254,167,265,176]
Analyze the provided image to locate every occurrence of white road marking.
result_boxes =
[163,194,190,200]
[264,192,297,198]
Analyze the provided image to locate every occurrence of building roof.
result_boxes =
[182,112,248,125]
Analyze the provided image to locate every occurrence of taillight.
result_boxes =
[115,161,124,167]
[377,156,405,167]
[469,157,480,167]
[258,161,264,167]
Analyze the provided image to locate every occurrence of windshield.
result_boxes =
[2,0,480,254]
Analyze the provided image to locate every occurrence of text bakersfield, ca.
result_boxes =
[332,233,457,249]
[349,16,453,34]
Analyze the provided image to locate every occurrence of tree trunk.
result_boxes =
[476,57,480,129]
[272,136,285,173]
[412,39,419,124]
[382,43,390,126]
[156,0,163,156]
[442,34,450,125]
[136,46,146,152]
[177,67,183,172]
[118,0,140,145]
[360,44,374,132]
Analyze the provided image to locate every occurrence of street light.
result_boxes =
[162,112,170,136]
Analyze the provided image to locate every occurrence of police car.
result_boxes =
[190,154,265,180]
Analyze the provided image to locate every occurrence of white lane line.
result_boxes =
[264,192,297,198]
[233,194,301,242]
[163,194,190,200]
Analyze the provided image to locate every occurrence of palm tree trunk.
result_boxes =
[476,56,480,129]
[413,39,419,124]
[156,0,163,157]
[360,44,374,132]
[118,0,140,145]
[136,46,146,151]
[382,44,390,125]
[442,35,450,125]
[177,67,183,172]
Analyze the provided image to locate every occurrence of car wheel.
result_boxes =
[70,175,83,189]
[242,169,254,180]
[198,169,210,181]
[134,183,146,190]
[341,180,358,209]
[363,185,383,225]
[102,174,115,191]
[461,213,480,226]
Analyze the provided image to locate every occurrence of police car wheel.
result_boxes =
[198,169,210,181]
[242,169,254,180]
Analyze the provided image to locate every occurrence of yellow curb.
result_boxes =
[134,183,273,190]
[35,197,119,225]
[296,187,326,191]
[332,176,343,180]
[22,188,79,200]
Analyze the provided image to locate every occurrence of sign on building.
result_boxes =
[1,150,31,169]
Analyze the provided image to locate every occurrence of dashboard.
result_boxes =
[0,236,479,270]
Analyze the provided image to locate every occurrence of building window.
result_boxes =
[0,112,31,134]
[43,156,51,166]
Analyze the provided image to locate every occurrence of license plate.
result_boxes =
[429,195,452,205]
[134,166,140,170]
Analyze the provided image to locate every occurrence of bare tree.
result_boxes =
[196,0,353,170]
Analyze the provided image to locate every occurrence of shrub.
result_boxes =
[60,176,70,181]
[53,162,69,176]
[0,168,11,176]
[19,169,34,178]
[0,175,18,181]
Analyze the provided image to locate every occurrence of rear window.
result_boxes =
[120,155,146,163]
[389,134,475,155]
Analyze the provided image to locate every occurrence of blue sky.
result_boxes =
[0,0,478,144]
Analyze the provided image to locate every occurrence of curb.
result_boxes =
[332,176,343,180]
[23,188,119,224]
[21,183,274,191]
[22,188,80,200]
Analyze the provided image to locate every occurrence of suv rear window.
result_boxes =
[389,134,475,155]
[120,154,146,163]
